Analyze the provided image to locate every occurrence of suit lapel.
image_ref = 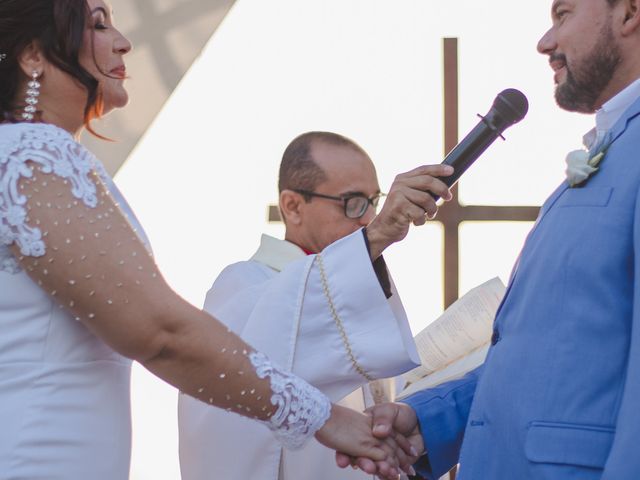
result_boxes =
[492,182,568,320]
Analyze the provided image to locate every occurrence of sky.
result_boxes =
[112,1,595,478]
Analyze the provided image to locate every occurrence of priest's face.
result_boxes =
[296,141,380,253]
[537,0,623,113]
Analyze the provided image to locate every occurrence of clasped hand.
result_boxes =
[316,403,423,479]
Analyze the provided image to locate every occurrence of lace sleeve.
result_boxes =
[0,123,330,450]
[0,124,99,271]
[251,352,331,449]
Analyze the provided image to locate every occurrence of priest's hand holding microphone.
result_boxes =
[364,163,455,260]
[365,88,529,262]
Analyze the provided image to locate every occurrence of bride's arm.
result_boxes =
[12,164,281,419]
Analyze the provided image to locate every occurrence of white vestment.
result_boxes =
[178,230,419,480]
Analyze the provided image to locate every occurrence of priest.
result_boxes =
[178,131,453,480]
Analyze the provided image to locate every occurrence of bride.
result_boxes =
[0,0,429,478]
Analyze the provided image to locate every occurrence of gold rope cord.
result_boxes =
[316,253,373,383]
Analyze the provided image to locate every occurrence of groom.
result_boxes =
[341,0,640,478]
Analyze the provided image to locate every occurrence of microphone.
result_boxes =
[433,88,529,200]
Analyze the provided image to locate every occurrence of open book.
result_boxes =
[397,277,506,400]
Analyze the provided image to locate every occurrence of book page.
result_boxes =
[403,277,505,385]
[397,343,489,400]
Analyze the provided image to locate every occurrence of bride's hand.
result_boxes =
[314,404,413,477]
[335,402,423,478]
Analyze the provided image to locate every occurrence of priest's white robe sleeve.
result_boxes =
[231,229,420,401]
[302,230,420,400]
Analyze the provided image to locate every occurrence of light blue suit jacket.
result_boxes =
[405,95,640,480]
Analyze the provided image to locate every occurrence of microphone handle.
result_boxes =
[431,121,504,201]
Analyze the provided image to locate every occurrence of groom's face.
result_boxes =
[537,0,622,113]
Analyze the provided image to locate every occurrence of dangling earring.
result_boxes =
[22,71,41,122]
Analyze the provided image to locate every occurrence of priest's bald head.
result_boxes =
[278,132,383,253]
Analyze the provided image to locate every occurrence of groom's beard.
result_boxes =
[554,21,621,114]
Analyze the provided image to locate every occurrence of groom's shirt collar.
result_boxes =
[584,76,640,149]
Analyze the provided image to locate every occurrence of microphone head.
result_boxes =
[493,88,529,125]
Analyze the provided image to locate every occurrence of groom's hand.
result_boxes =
[369,402,422,445]
[335,402,424,478]
[316,403,409,476]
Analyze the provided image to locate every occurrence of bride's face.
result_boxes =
[78,0,132,114]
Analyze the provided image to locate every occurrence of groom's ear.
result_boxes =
[619,0,640,36]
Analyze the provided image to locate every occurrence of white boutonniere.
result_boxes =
[565,145,608,187]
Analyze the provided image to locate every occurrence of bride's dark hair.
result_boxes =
[0,0,105,134]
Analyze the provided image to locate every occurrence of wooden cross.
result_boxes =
[268,38,540,312]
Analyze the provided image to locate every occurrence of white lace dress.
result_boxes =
[0,123,149,478]
[0,123,330,479]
